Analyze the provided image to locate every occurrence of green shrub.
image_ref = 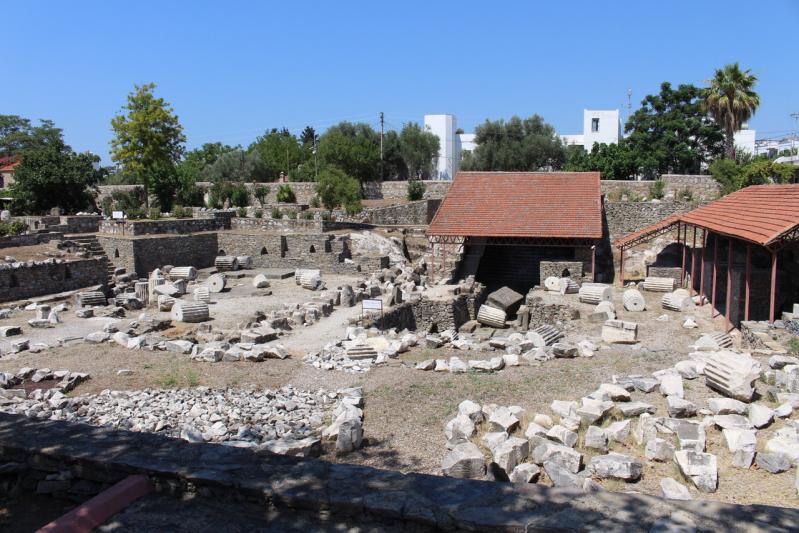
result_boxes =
[790,337,799,355]
[254,209,263,219]
[276,184,296,203]
[148,207,161,220]
[207,182,233,208]
[254,185,268,205]
[271,207,282,219]
[176,183,204,207]
[675,187,694,201]
[0,221,28,236]
[230,184,250,208]
[286,210,297,220]
[320,211,331,221]
[171,205,192,218]
[407,179,426,201]
[649,179,665,200]
[111,190,144,211]
[100,197,113,215]
[309,196,321,208]
[302,212,314,220]
[237,207,248,218]
[126,208,146,220]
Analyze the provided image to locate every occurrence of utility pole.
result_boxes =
[379,111,384,179]
[791,113,799,156]
[313,137,318,179]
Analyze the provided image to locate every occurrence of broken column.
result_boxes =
[193,286,211,303]
[704,350,761,402]
[206,274,226,293]
[485,287,524,314]
[578,284,612,304]
[643,276,675,292]
[171,302,210,323]
[662,289,695,312]
[602,319,638,344]
[622,289,646,312]
[529,324,563,347]
[76,291,106,307]
[168,266,197,281]
[477,305,506,328]
[134,281,150,307]
[558,278,580,294]
[215,256,239,272]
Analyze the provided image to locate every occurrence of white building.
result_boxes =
[561,110,622,152]
[423,114,459,180]
[733,126,756,155]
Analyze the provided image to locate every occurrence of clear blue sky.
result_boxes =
[4,1,797,163]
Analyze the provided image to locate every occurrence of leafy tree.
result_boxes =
[249,128,304,181]
[203,150,268,182]
[703,63,760,159]
[276,184,296,203]
[11,139,104,214]
[317,122,380,183]
[709,157,795,195]
[709,159,744,194]
[564,143,638,180]
[460,115,565,171]
[399,122,440,179]
[0,115,63,158]
[230,184,250,207]
[110,83,186,208]
[407,179,425,201]
[185,142,237,170]
[625,82,724,178]
[300,126,317,148]
[380,130,407,180]
[315,167,361,213]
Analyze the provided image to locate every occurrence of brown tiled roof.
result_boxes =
[614,184,799,248]
[0,156,20,172]
[427,171,603,238]
[680,184,799,246]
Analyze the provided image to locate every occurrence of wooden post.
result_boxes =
[725,238,733,332]
[681,223,687,287]
[770,250,778,323]
[591,245,596,282]
[430,242,435,283]
[690,226,697,296]
[619,248,625,286]
[711,234,718,318]
[744,244,751,322]
[699,229,707,303]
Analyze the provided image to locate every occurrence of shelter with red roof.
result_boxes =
[614,184,799,327]
[426,171,605,292]
[0,156,20,190]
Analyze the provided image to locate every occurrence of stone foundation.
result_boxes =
[0,258,108,302]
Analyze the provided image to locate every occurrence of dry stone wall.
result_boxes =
[98,234,218,277]
[604,200,695,240]
[99,213,232,236]
[0,258,107,302]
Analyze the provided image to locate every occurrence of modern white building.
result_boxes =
[733,126,756,155]
[561,110,623,152]
[423,114,459,180]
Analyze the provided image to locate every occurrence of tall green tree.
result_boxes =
[0,115,63,158]
[703,63,760,158]
[625,82,723,178]
[11,138,104,214]
[564,143,638,180]
[315,167,362,214]
[110,83,186,208]
[185,142,237,170]
[203,149,268,182]
[380,130,407,180]
[249,128,304,181]
[399,122,440,179]
[460,115,565,171]
[317,122,380,183]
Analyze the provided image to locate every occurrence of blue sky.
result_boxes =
[4,1,798,163]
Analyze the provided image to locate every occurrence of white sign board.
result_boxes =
[112,211,124,220]
[362,299,382,311]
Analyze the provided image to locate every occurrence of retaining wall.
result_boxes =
[98,234,218,277]
[0,233,63,249]
[603,200,695,240]
[0,414,792,532]
[99,213,232,236]
[0,258,107,302]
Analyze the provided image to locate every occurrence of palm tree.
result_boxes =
[703,63,760,158]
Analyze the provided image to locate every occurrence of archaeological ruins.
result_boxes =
[1,174,799,531]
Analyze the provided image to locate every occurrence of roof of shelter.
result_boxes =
[427,171,603,239]
[614,184,799,249]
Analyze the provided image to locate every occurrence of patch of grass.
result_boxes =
[157,368,179,388]
[185,369,200,387]
[789,337,799,355]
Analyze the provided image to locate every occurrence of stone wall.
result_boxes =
[603,200,695,240]
[0,258,107,302]
[539,261,584,286]
[646,266,683,284]
[0,233,63,249]
[98,234,218,277]
[373,292,482,333]
[1,414,787,533]
[217,232,359,273]
[363,199,441,225]
[524,294,581,330]
[601,174,719,201]
[98,213,232,236]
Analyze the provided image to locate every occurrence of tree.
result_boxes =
[249,128,304,181]
[710,157,795,195]
[300,126,317,148]
[185,142,237,170]
[625,82,724,177]
[380,130,407,180]
[0,115,64,158]
[317,122,380,183]
[703,63,760,159]
[203,149,268,182]
[460,115,565,171]
[110,83,186,208]
[399,122,440,179]
[315,167,361,213]
[11,139,103,214]
[564,143,638,180]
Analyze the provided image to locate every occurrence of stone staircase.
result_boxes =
[66,234,115,289]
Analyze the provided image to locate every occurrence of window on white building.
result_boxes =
[591,118,600,132]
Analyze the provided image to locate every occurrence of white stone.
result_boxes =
[546,424,578,448]
[441,442,485,479]
[708,397,747,415]
[587,453,642,481]
[674,450,718,493]
[584,426,608,452]
[645,437,675,462]
[605,420,631,443]
[660,374,684,398]
[508,463,540,483]
[493,436,529,474]
[660,478,693,500]
[748,403,774,429]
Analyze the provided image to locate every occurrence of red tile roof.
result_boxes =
[614,184,799,248]
[0,156,20,172]
[427,171,603,239]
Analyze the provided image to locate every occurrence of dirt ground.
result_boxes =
[1,285,797,509]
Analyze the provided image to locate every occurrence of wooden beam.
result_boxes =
[725,238,733,332]
[681,223,687,287]
[711,234,718,318]
[770,250,778,323]
[690,226,697,296]
[699,229,707,303]
[744,244,751,322]
[591,245,596,283]
[619,248,625,286]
